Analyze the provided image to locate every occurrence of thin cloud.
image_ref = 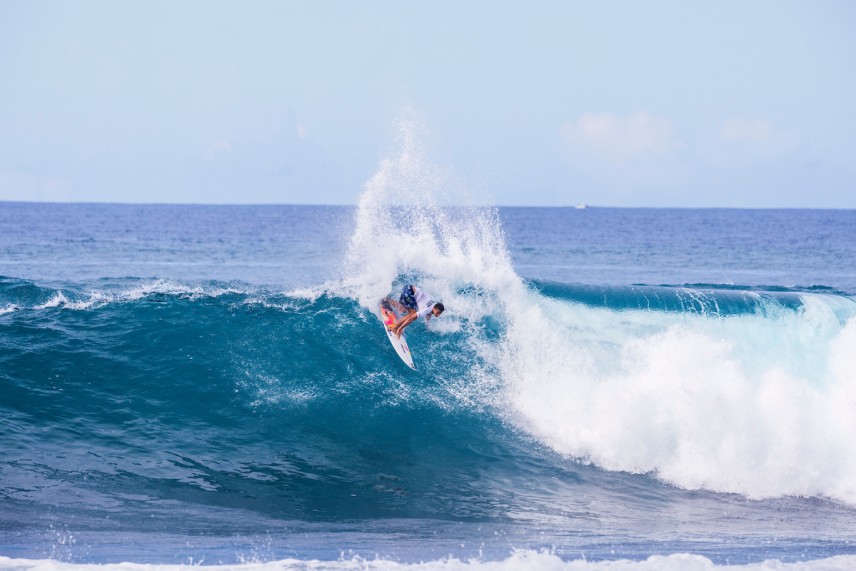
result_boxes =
[558,111,688,197]
[703,117,802,166]
[204,140,233,161]
[721,118,776,142]
[561,111,683,165]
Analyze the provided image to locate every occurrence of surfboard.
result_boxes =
[378,298,416,370]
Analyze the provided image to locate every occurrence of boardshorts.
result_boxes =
[399,285,417,312]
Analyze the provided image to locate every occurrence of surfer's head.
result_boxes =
[431,303,444,317]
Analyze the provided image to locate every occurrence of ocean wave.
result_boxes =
[3,552,856,571]
[5,135,856,514]
[4,126,856,565]
[4,258,856,510]
[531,280,810,316]
[0,277,262,313]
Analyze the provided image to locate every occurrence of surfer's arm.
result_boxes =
[393,310,418,337]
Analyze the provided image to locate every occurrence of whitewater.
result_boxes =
[2,134,856,569]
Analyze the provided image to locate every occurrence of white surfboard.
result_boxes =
[378,299,416,370]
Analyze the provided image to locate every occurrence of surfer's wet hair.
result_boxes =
[434,302,445,314]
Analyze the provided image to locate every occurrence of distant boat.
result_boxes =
[575,203,588,210]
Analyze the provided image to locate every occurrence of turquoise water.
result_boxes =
[1,199,856,570]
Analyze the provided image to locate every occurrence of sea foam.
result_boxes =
[3,553,856,571]
[342,115,856,505]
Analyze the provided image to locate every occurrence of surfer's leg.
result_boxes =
[399,285,417,312]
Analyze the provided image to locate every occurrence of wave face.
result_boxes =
[0,280,512,523]
[4,279,856,562]
[3,133,856,565]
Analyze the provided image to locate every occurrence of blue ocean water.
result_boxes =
[2,188,856,569]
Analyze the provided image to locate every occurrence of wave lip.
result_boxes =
[531,280,818,316]
[0,276,261,313]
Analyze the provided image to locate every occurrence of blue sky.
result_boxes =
[1,1,855,207]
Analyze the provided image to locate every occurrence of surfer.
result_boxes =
[390,284,444,338]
